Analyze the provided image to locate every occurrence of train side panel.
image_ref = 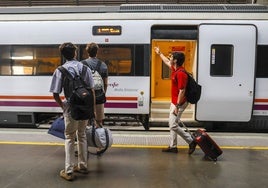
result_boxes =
[105,76,150,114]
[0,76,58,112]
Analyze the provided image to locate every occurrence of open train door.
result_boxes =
[196,24,257,122]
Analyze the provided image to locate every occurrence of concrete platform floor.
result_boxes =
[0,144,268,188]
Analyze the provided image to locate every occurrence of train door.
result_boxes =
[196,24,257,122]
[151,40,197,99]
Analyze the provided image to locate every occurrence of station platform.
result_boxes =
[0,127,268,188]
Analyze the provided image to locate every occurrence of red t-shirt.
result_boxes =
[171,66,188,105]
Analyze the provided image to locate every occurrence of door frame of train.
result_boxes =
[151,39,197,100]
[196,24,257,122]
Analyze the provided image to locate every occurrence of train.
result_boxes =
[0,4,267,130]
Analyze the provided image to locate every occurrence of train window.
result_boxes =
[162,62,170,79]
[133,44,150,76]
[151,25,198,40]
[80,44,149,76]
[0,45,60,76]
[0,46,12,75]
[256,45,268,78]
[210,44,233,77]
[81,46,131,75]
[100,47,131,75]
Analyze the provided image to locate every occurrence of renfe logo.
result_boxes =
[108,82,119,88]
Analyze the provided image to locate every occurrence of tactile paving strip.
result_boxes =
[112,133,189,146]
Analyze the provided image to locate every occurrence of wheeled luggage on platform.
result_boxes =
[193,129,223,161]
[180,121,222,161]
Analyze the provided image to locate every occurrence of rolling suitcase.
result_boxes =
[193,129,223,161]
[180,122,223,161]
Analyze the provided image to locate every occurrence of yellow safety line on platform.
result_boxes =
[0,141,64,146]
[0,141,268,150]
[112,145,268,150]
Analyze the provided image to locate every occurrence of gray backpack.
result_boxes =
[82,60,106,104]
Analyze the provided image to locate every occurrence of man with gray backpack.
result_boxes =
[82,42,108,128]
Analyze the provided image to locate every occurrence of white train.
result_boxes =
[0,4,267,130]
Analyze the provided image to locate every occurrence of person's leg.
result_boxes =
[171,102,196,154]
[64,115,78,173]
[95,104,104,127]
[76,120,88,171]
[60,114,77,180]
[162,104,178,153]
[169,104,179,148]
[172,102,193,144]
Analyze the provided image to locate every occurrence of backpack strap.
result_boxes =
[57,66,74,100]
[82,59,102,73]
[81,59,93,70]
[178,69,188,75]
[81,60,88,67]
[58,66,73,80]
[96,60,102,73]
[81,65,88,78]
[174,69,188,84]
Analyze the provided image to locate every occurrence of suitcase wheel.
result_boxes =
[204,155,217,162]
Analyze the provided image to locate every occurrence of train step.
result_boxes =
[150,109,194,120]
[149,126,206,132]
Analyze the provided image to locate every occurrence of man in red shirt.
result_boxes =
[154,47,196,154]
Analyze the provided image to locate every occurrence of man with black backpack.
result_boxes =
[50,42,95,181]
[82,42,108,128]
[154,47,197,155]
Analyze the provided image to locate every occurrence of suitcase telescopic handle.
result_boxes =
[180,121,194,137]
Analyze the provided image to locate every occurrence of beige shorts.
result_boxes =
[95,103,104,121]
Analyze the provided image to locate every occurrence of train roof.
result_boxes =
[0,4,268,14]
[0,4,268,21]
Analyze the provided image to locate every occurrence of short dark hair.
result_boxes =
[172,52,185,66]
[86,43,99,57]
[59,42,77,60]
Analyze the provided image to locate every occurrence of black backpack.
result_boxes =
[58,65,94,120]
[178,70,202,104]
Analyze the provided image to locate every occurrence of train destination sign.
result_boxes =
[93,26,122,35]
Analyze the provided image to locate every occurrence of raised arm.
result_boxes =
[154,47,172,68]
